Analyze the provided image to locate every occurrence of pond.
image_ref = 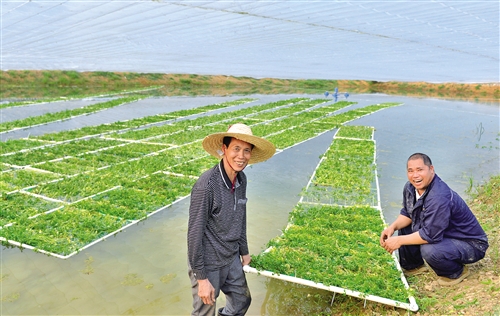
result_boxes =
[1,93,498,315]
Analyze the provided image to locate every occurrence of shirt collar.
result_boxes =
[416,189,424,200]
[218,160,241,191]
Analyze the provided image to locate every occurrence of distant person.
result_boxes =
[187,123,275,316]
[380,153,488,286]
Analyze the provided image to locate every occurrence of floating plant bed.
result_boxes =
[0,138,50,155]
[0,193,63,227]
[248,124,418,311]
[0,206,127,257]
[1,138,126,166]
[1,97,402,259]
[0,96,146,133]
[1,168,63,192]
[32,98,256,141]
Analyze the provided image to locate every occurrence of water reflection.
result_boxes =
[260,279,335,315]
[1,94,498,315]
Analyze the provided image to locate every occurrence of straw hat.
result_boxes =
[202,123,276,164]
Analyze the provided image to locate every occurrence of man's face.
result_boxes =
[407,158,435,194]
[223,138,252,172]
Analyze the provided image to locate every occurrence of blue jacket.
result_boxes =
[400,174,488,244]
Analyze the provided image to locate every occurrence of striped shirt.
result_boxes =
[187,160,249,280]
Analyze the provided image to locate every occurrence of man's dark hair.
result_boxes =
[223,136,232,148]
[223,136,254,149]
[408,153,433,167]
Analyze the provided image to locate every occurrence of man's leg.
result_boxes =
[397,226,425,270]
[420,238,486,278]
[188,264,221,316]
[218,255,251,316]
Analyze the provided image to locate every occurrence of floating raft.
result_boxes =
[1,100,400,259]
[248,125,419,312]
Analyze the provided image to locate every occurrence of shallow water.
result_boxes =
[0,99,105,123]
[1,94,498,315]
[0,95,299,140]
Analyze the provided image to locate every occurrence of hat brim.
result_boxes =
[202,132,276,164]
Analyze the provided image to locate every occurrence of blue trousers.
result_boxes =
[188,255,251,316]
[398,226,488,278]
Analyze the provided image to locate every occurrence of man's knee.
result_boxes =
[241,294,252,314]
[420,243,441,263]
[244,289,252,307]
[234,285,252,314]
[218,291,251,316]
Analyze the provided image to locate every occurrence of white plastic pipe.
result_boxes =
[243,265,419,312]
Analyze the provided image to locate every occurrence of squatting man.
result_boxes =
[380,153,488,286]
[187,123,276,316]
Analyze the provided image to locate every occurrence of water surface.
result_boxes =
[1,94,498,315]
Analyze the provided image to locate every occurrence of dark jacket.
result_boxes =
[400,174,488,245]
[187,160,249,280]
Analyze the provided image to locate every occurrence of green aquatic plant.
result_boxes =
[0,193,62,226]
[251,125,411,305]
[0,99,400,257]
[0,96,146,133]
[0,206,126,255]
[251,206,408,302]
[336,125,374,140]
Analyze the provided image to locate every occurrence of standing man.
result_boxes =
[187,123,276,316]
[380,153,489,286]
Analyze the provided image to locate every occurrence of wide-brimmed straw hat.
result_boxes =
[202,123,276,164]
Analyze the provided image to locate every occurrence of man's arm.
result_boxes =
[380,215,428,254]
[187,186,209,280]
[380,214,412,245]
[188,186,217,305]
[383,230,428,254]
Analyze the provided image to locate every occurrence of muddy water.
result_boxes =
[1,95,498,315]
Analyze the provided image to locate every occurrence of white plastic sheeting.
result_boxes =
[1,1,498,83]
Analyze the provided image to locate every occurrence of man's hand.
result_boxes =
[380,226,402,254]
[380,226,395,247]
[197,279,215,305]
[382,236,401,254]
[241,254,251,266]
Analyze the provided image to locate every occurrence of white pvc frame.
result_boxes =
[245,126,419,312]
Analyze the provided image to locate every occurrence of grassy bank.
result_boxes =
[1,70,498,102]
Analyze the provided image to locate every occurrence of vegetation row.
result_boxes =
[251,125,411,306]
[0,96,147,133]
[1,97,400,258]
